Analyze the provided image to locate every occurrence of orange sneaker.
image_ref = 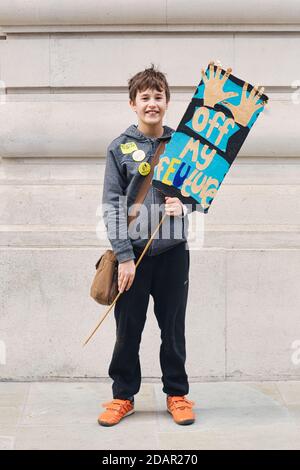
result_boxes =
[98,398,134,427]
[167,395,195,425]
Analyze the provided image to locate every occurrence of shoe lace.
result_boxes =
[102,399,132,414]
[168,396,195,411]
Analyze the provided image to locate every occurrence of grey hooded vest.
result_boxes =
[102,124,199,263]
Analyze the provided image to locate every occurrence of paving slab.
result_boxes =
[0,380,300,450]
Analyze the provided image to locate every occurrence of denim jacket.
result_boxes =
[102,124,199,263]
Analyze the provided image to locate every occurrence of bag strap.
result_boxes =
[127,139,169,225]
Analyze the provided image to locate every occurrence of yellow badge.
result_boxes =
[138,162,151,176]
[120,142,138,154]
[132,150,146,162]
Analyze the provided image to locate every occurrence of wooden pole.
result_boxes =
[82,212,168,347]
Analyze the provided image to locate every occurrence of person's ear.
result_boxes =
[129,99,137,113]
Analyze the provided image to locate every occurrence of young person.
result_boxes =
[98,64,196,427]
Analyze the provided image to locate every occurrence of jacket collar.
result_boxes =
[122,124,174,142]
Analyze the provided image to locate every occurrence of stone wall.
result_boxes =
[0,0,299,380]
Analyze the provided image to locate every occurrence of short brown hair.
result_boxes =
[128,63,170,104]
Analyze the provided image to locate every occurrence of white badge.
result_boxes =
[132,150,146,162]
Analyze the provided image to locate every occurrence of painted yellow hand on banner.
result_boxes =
[222,82,266,127]
[202,60,239,108]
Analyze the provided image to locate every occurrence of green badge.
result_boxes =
[138,162,151,176]
[120,142,138,154]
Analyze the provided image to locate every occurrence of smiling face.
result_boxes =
[129,87,169,129]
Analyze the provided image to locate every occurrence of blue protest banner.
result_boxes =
[152,62,269,213]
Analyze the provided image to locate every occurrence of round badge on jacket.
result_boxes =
[138,162,151,176]
[132,150,146,162]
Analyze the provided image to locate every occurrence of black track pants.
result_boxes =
[108,241,190,399]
